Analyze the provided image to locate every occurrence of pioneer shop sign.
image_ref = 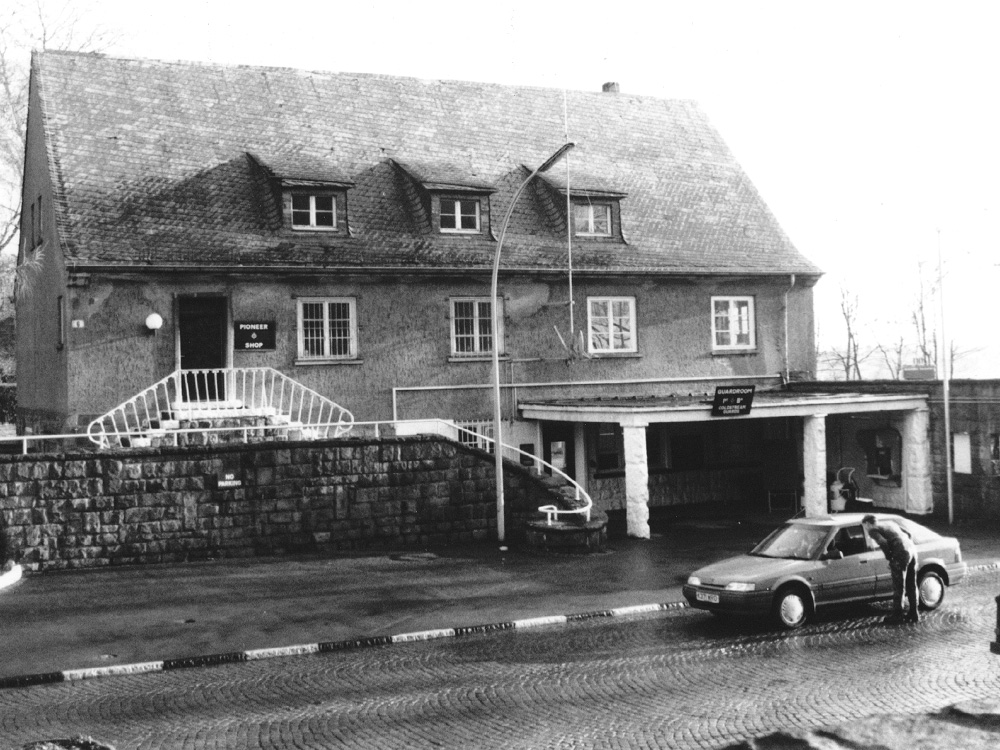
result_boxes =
[234,321,275,351]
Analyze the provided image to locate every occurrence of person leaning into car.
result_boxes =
[862,514,919,624]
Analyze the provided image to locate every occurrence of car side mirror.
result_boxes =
[824,550,844,560]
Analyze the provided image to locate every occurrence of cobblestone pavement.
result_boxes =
[2,569,999,750]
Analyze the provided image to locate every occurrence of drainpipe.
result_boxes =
[784,274,796,382]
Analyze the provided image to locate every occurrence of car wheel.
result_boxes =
[773,587,809,630]
[918,570,946,610]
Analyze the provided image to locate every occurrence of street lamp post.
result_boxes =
[491,142,575,546]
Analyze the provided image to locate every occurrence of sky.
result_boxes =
[13,0,1000,377]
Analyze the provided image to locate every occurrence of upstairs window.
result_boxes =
[712,296,755,350]
[291,194,337,230]
[297,297,357,361]
[440,198,481,233]
[573,202,611,236]
[588,296,637,354]
[451,297,502,356]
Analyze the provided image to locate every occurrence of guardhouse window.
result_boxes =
[291,194,337,230]
[594,423,624,473]
[857,427,902,485]
[573,202,611,236]
[440,198,481,233]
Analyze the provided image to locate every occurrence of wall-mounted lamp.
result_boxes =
[145,312,164,335]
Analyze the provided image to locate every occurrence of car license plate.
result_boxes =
[696,591,720,604]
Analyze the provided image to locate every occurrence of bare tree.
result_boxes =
[0,0,113,255]
[911,261,938,371]
[876,335,906,380]
[837,286,864,379]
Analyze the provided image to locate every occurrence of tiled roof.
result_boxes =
[33,51,822,276]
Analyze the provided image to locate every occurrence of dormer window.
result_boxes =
[440,198,481,233]
[248,152,354,235]
[292,194,337,230]
[391,160,495,237]
[573,202,611,236]
[537,172,626,241]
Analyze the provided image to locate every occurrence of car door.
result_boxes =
[814,525,879,603]
[865,527,896,598]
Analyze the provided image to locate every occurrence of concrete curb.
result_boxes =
[0,600,688,690]
[0,561,995,692]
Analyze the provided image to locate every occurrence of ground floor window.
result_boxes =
[587,297,636,354]
[711,296,755,350]
[593,423,624,473]
[451,298,502,357]
[457,420,494,453]
[297,297,357,360]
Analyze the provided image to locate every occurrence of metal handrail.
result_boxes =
[85,367,354,448]
[446,421,592,524]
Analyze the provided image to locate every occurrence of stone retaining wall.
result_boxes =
[0,436,556,571]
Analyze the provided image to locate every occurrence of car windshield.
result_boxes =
[751,524,829,560]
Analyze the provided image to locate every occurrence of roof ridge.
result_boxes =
[35,49,701,104]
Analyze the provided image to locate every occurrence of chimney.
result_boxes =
[602,82,620,94]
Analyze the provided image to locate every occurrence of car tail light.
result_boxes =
[956,545,962,563]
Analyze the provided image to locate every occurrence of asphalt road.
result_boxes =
[2,568,999,750]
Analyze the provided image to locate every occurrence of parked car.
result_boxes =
[682,513,967,630]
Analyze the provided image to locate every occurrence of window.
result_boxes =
[712,296,755,350]
[857,427,901,485]
[594,423,624,473]
[573,202,611,236]
[297,298,357,360]
[457,420,494,454]
[953,432,972,474]
[829,526,868,557]
[440,198,480,233]
[588,297,637,354]
[451,297,502,356]
[291,194,337,230]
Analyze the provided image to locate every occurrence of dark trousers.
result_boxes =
[890,557,919,616]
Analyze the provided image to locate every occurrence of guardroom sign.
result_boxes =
[710,385,756,417]
[234,321,276,351]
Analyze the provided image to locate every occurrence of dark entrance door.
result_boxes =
[542,421,576,480]
[178,297,228,401]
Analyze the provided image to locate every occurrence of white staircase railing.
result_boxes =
[447,421,592,524]
[87,367,354,448]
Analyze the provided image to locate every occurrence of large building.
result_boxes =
[16,51,933,536]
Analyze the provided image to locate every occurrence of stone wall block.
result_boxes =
[83,513,101,533]
[62,461,88,478]
[4,509,32,525]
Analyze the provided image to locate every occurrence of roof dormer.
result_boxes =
[537,171,627,242]
[391,160,496,236]
[249,152,355,234]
